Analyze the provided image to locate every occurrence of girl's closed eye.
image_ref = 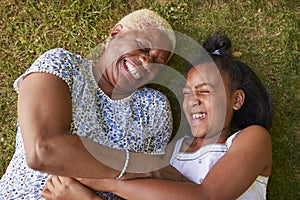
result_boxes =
[183,88,191,96]
[198,90,210,94]
[197,84,215,95]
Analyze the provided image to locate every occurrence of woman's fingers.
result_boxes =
[52,175,62,185]
[45,176,55,191]
[41,187,52,199]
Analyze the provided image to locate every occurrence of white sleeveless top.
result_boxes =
[170,132,269,200]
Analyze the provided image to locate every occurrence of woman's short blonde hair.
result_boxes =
[117,9,176,52]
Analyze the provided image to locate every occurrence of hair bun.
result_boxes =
[203,32,232,57]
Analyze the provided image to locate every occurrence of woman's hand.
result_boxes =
[41,175,102,200]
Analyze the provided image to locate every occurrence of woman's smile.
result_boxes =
[124,60,142,80]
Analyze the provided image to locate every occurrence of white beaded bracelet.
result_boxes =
[116,149,130,179]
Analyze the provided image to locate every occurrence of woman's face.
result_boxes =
[182,63,235,142]
[98,26,172,99]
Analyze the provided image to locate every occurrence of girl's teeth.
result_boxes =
[125,61,141,79]
[192,113,206,119]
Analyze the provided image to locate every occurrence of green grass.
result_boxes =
[0,0,299,199]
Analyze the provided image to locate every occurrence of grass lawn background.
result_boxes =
[0,0,299,199]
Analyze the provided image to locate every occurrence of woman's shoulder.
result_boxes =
[39,48,71,58]
[39,48,86,62]
[13,48,86,93]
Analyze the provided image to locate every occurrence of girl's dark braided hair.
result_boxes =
[190,32,273,130]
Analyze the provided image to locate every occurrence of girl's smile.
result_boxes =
[183,63,233,144]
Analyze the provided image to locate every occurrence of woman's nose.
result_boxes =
[140,49,159,62]
[149,49,159,62]
[139,50,159,72]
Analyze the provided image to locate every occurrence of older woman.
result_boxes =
[0,9,177,199]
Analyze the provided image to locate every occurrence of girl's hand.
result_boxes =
[41,175,102,200]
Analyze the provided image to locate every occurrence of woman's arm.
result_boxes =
[18,73,122,178]
[18,73,181,179]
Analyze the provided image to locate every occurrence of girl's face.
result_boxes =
[183,63,237,143]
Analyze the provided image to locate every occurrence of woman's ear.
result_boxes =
[233,90,245,110]
[108,24,123,40]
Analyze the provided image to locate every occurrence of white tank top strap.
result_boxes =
[256,175,269,186]
[225,130,241,148]
[170,136,190,164]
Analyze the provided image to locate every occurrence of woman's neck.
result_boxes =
[93,58,134,100]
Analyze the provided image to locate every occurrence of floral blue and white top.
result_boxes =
[0,48,173,200]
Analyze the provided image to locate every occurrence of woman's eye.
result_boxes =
[137,41,145,50]
[137,40,149,52]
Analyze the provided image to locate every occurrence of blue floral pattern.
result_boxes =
[0,48,173,199]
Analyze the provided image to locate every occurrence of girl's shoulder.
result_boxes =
[227,125,271,148]
[227,125,272,165]
[235,125,271,142]
[229,125,272,176]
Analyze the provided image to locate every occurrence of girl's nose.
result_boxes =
[188,95,200,107]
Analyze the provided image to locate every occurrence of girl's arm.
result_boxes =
[87,125,272,200]
[41,164,192,199]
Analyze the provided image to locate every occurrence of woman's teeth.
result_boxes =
[192,113,206,120]
[125,61,141,79]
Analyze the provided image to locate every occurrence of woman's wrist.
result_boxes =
[116,149,130,179]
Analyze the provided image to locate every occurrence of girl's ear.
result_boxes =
[108,24,123,40]
[233,90,245,110]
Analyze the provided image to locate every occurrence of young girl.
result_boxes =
[42,33,273,200]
